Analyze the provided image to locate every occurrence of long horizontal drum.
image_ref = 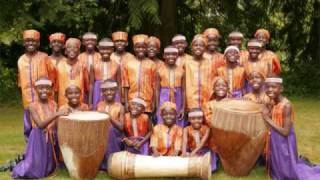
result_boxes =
[58,111,111,180]
[108,151,211,180]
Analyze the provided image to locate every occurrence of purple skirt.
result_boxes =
[100,126,124,171]
[269,126,320,180]
[93,80,120,110]
[157,87,186,127]
[23,109,32,142]
[124,136,149,155]
[12,128,57,179]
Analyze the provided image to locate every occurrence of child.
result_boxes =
[263,77,320,179]
[150,102,183,156]
[227,31,248,65]
[92,38,121,110]
[78,32,101,106]
[55,38,89,107]
[12,78,69,179]
[147,36,163,67]
[182,109,217,172]
[254,29,281,75]
[156,46,185,126]
[184,34,217,111]
[18,29,55,141]
[122,34,157,116]
[97,80,124,170]
[202,28,225,68]
[171,34,192,67]
[48,32,66,68]
[59,84,89,112]
[216,46,246,98]
[110,31,135,65]
[123,98,152,155]
[243,71,269,104]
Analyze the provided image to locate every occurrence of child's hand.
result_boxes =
[123,138,134,146]
[190,150,197,157]
[57,108,71,116]
[262,105,271,120]
[181,152,189,157]
[134,141,142,150]
[152,151,160,157]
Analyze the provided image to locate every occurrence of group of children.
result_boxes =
[4,28,320,179]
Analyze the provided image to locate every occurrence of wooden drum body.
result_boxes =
[108,151,211,180]
[58,111,110,180]
[209,100,268,176]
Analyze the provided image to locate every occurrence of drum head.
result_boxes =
[62,111,109,121]
[215,99,262,114]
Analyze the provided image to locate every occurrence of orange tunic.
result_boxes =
[203,52,225,69]
[186,125,209,150]
[110,52,135,65]
[55,59,89,107]
[124,113,149,137]
[184,56,217,110]
[259,50,281,75]
[242,58,271,78]
[122,58,157,112]
[18,51,55,108]
[97,101,122,121]
[150,124,183,156]
[239,50,249,65]
[176,53,192,67]
[216,65,246,93]
[78,51,101,69]
[202,100,219,127]
[243,92,270,104]
[29,100,57,129]
[93,58,119,81]
[58,103,89,112]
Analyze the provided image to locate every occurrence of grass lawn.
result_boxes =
[0,97,319,179]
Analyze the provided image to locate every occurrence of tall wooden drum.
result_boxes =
[58,111,110,180]
[108,151,211,180]
[209,100,268,176]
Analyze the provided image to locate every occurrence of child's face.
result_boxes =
[248,72,264,90]
[99,46,114,60]
[189,116,203,130]
[129,102,145,116]
[83,38,97,51]
[163,52,178,65]
[192,40,205,57]
[228,37,242,49]
[255,33,268,46]
[50,40,64,53]
[65,44,80,59]
[134,43,147,59]
[24,38,39,53]
[248,46,261,59]
[207,36,219,51]
[172,40,187,54]
[36,85,51,101]
[102,87,117,101]
[214,79,228,98]
[147,42,159,59]
[114,40,127,52]
[161,107,177,127]
[266,82,282,100]
[65,86,81,106]
[225,49,239,64]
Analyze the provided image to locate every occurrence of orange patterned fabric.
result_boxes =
[203,52,225,69]
[93,58,119,81]
[202,100,219,127]
[122,58,157,112]
[186,125,209,150]
[184,56,217,110]
[59,103,89,111]
[18,51,55,108]
[271,98,294,127]
[48,55,67,70]
[23,29,40,40]
[110,52,135,65]
[239,50,249,65]
[176,53,192,67]
[259,50,281,75]
[243,93,270,104]
[29,100,57,129]
[242,57,270,78]
[216,65,246,92]
[49,33,65,43]
[78,52,101,69]
[124,113,149,137]
[150,124,183,156]
[97,101,122,121]
[158,63,184,87]
[55,59,89,107]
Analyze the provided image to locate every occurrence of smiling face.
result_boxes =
[114,40,127,53]
[24,38,39,54]
[36,85,52,101]
[225,49,240,64]
[161,107,177,127]
[65,86,81,107]
[83,38,97,52]
[163,51,178,66]
[129,102,145,117]
[228,36,243,49]
[50,40,64,54]
[214,79,228,98]
[134,43,147,59]
[248,46,261,60]
[172,40,188,55]
[207,35,219,52]
[65,44,80,60]
[147,42,159,59]
[255,33,269,46]
[192,40,206,58]
[102,87,117,102]
[248,72,264,91]
[189,116,203,130]
[99,46,114,61]
[266,82,282,100]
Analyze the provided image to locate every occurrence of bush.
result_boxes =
[0,61,20,104]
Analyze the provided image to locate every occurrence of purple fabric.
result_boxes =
[12,128,56,179]
[231,89,243,98]
[93,80,120,110]
[100,126,124,171]
[23,109,32,142]
[157,87,186,127]
[188,147,218,172]
[269,126,320,180]
[124,137,149,155]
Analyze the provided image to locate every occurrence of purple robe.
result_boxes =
[124,137,149,155]
[12,128,57,179]
[269,126,320,180]
[23,109,32,142]
[157,87,186,127]
[93,80,120,110]
[231,89,243,98]
[100,126,124,171]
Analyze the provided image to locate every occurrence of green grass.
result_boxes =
[0,97,319,179]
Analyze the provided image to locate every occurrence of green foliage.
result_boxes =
[0,60,19,104]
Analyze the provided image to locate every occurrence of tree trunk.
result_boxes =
[159,0,177,47]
